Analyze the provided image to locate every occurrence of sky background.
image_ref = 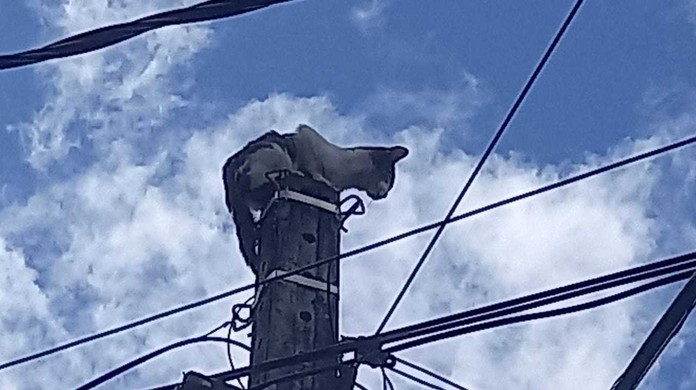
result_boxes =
[0,0,695,389]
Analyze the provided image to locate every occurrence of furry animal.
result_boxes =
[222,125,409,273]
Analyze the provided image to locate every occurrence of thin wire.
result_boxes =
[203,321,232,337]
[0,0,294,71]
[375,0,586,334]
[395,357,469,390]
[75,336,250,390]
[381,367,396,390]
[356,382,370,390]
[1,135,692,373]
[226,316,246,389]
[385,271,693,354]
[388,367,443,390]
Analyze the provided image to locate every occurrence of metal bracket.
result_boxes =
[243,267,339,326]
[179,371,240,390]
[267,268,338,294]
[342,336,395,369]
[275,189,339,215]
[258,170,342,223]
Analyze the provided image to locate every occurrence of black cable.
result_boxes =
[204,252,696,386]
[0,0,295,71]
[203,321,232,337]
[395,357,469,390]
[380,254,696,345]
[381,367,396,390]
[611,271,696,390]
[74,336,250,390]
[0,286,250,372]
[388,366,443,390]
[385,271,693,354]
[226,318,246,389]
[1,135,692,373]
[245,362,341,390]
[375,0,586,334]
[356,382,370,390]
[145,265,690,390]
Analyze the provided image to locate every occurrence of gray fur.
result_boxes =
[222,125,409,272]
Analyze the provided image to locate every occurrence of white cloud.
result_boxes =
[11,0,211,170]
[358,72,487,136]
[351,0,390,33]
[7,90,686,389]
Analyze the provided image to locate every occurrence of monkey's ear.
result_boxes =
[390,146,409,162]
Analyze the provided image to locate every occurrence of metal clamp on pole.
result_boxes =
[259,169,343,222]
[275,188,340,215]
[267,268,339,294]
[342,336,395,369]
[233,265,341,332]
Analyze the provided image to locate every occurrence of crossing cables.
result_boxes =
[197,251,696,385]
[75,335,250,390]
[374,0,586,334]
[99,250,695,390]
[394,357,470,390]
[0,0,295,71]
[1,134,694,374]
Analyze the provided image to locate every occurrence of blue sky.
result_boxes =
[1,0,695,389]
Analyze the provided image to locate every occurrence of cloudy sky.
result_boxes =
[1,0,695,389]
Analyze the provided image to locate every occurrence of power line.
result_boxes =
[201,252,695,385]
[146,263,686,389]
[379,252,696,345]
[144,254,695,389]
[75,336,250,390]
[395,357,470,390]
[374,0,586,334]
[150,266,691,390]
[611,271,696,390]
[385,271,693,354]
[389,366,444,390]
[1,135,692,373]
[0,0,295,71]
[226,313,247,390]
[381,367,395,390]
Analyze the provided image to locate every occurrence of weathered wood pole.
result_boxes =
[248,173,347,389]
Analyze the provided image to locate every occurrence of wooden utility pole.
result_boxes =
[248,173,351,389]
